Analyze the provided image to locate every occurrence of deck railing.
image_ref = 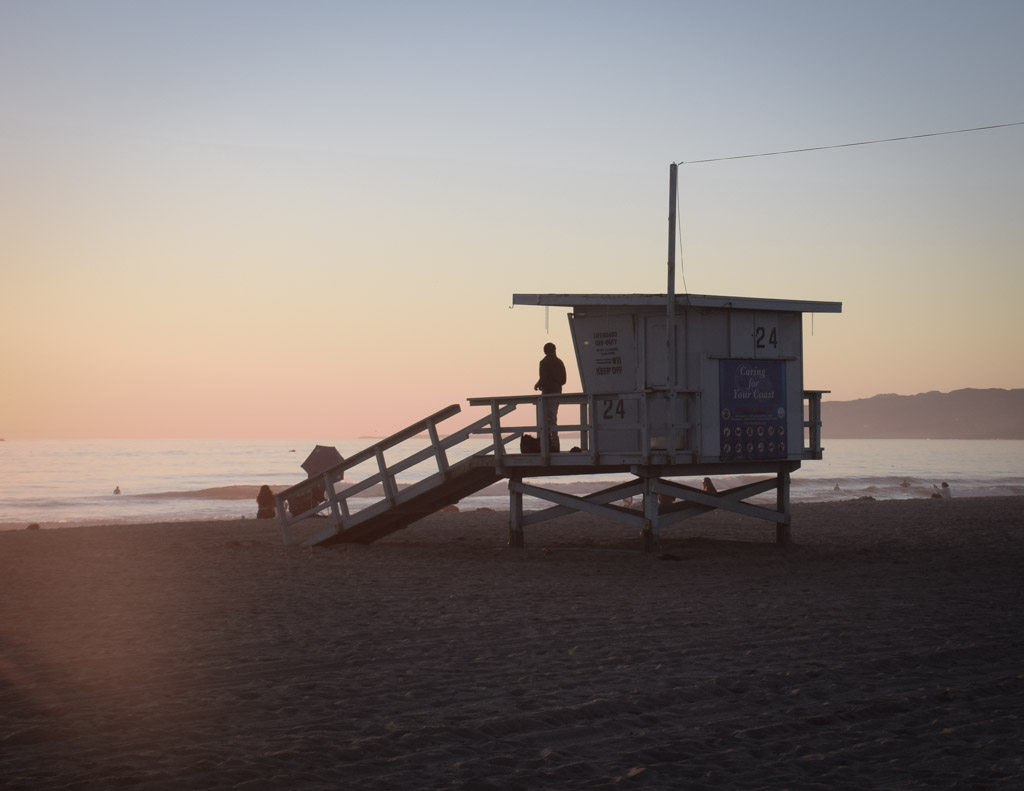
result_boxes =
[803,390,829,460]
[469,389,830,464]
[467,390,702,465]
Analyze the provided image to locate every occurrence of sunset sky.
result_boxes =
[3,1,1022,439]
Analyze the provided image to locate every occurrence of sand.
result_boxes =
[1,496,1022,789]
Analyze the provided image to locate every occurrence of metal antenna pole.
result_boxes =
[667,163,675,315]
[667,163,678,371]
[666,162,678,457]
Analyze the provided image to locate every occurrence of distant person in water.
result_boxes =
[534,342,566,451]
[113,486,121,495]
[256,485,276,519]
[933,481,952,499]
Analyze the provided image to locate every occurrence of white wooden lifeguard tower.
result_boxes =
[276,164,842,551]
[275,291,841,552]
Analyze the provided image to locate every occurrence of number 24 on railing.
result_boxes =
[602,399,626,420]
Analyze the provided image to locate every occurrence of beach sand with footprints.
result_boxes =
[2,496,1022,788]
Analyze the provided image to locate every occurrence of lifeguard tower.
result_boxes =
[275,291,841,552]
[276,164,842,551]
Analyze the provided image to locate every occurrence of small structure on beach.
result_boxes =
[514,292,838,463]
[482,292,842,549]
[276,291,841,551]
[276,165,841,551]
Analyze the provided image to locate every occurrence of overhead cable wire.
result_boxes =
[676,185,689,299]
[677,121,1024,165]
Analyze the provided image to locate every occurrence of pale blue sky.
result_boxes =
[2,1,1023,437]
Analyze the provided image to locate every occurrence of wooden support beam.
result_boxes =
[642,477,658,552]
[426,419,450,480]
[326,476,345,533]
[515,478,644,526]
[653,477,787,523]
[509,480,524,548]
[488,400,506,466]
[375,445,399,506]
[776,469,792,546]
[510,480,646,529]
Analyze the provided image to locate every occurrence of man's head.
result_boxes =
[543,342,556,355]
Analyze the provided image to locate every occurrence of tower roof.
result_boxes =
[513,293,842,313]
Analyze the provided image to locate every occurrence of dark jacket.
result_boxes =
[536,354,567,394]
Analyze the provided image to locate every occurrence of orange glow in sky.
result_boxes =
[2,2,1023,438]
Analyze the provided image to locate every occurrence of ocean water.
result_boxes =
[0,437,1021,529]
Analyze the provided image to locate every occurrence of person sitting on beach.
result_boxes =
[933,481,952,499]
[256,485,276,519]
[702,477,717,494]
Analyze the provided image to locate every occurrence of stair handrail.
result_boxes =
[277,401,521,545]
[352,402,522,503]
[275,404,461,536]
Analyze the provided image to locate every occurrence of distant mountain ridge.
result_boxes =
[822,388,1024,439]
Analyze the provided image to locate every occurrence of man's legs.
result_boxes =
[543,398,560,451]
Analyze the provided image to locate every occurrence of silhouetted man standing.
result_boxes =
[534,342,566,450]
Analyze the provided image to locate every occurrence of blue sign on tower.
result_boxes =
[719,359,787,461]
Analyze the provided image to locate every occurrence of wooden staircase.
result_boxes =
[275,403,519,548]
[319,461,500,546]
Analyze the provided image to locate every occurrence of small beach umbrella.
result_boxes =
[301,444,345,481]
